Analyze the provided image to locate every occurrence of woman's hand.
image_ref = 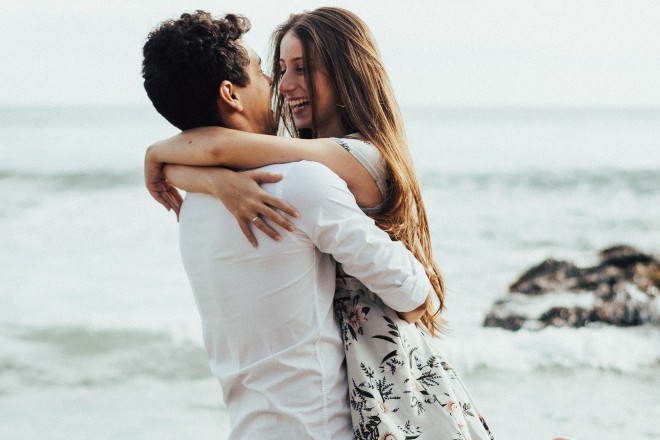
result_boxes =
[145,152,183,216]
[147,138,300,244]
[204,168,300,247]
[179,164,298,247]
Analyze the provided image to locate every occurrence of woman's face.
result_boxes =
[278,31,345,138]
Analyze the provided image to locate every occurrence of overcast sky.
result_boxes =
[1,0,658,107]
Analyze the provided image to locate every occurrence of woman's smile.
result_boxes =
[287,97,311,116]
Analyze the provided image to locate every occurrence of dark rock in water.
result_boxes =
[599,245,655,268]
[483,313,527,332]
[539,307,594,328]
[508,258,582,295]
[484,245,660,331]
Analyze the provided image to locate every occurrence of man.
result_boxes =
[142,11,431,439]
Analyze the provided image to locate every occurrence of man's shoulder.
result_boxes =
[262,161,347,205]
[282,161,343,189]
[259,160,334,175]
[259,161,342,188]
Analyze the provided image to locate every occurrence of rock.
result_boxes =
[598,245,655,267]
[539,307,593,328]
[508,258,582,295]
[483,314,527,332]
[483,245,660,331]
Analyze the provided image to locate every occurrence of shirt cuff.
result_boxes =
[382,264,432,312]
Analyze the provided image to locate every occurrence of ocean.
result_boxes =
[1,106,658,439]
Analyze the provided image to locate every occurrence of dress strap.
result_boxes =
[329,136,388,215]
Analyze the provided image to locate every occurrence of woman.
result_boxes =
[147,7,494,440]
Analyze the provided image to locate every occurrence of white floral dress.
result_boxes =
[331,137,494,440]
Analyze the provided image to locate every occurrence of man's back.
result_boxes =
[180,161,430,439]
[180,162,350,439]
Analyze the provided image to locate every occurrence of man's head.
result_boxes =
[142,11,274,134]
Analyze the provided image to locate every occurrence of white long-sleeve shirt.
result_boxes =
[179,161,431,440]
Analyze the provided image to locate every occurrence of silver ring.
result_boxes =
[251,216,259,223]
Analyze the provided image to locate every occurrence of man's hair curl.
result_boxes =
[142,11,251,130]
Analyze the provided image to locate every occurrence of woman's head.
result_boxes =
[276,30,344,137]
[271,7,447,333]
[271,7,394,139]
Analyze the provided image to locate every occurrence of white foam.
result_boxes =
[435,324,660,374]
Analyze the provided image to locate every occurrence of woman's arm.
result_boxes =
[146,126,382,208]
[163,164,298,246]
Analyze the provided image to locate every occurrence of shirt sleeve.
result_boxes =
[282,161,430,312]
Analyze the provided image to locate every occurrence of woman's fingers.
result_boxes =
[237,219,258,248]
[156,182,181,213]
[151,185,176,211]
[168,185,184,207]
[250,215,282,242]
[164,186,183,215]
[247,170,285,184]
[263,193,299,219]
[256,203,296,233]
[226,170,301,245]
[150,189,172,211]
[162,190,180,218]
[235,214,281,248]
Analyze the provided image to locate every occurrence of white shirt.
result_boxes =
[179,161,431,440]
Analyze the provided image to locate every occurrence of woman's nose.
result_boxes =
[278,71,294,94]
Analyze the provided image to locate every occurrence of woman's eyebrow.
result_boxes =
[280,56,303,63]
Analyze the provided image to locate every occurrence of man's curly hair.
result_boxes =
[142,11,251,130]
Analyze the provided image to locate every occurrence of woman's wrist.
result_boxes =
[145,143,165,165]
[205,167,232,198]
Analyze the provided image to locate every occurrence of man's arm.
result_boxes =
[283,161,432,315]
[398,294,433,323]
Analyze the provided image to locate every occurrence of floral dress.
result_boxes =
[331,137,494,440]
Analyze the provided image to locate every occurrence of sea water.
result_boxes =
[1,106,658,439]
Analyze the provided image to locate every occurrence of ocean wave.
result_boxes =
[0,170,142,191]
[421,168,660,195]
[2,322,658,395]
[438,324,660,375]
[0,325,210,391]
[4,167,657,195]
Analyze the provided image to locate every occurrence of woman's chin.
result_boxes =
[291,107,312,129]
[292,117,311,129]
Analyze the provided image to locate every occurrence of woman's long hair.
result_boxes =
[270,7,446,334]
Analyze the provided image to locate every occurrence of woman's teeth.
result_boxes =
[288,98,309,109]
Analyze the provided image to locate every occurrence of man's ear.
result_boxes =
[218,80,243,111]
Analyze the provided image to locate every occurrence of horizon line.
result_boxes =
[2,103,660,111]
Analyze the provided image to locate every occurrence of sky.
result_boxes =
[1,0,659,108]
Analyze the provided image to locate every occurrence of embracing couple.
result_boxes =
[142,8,493,440]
